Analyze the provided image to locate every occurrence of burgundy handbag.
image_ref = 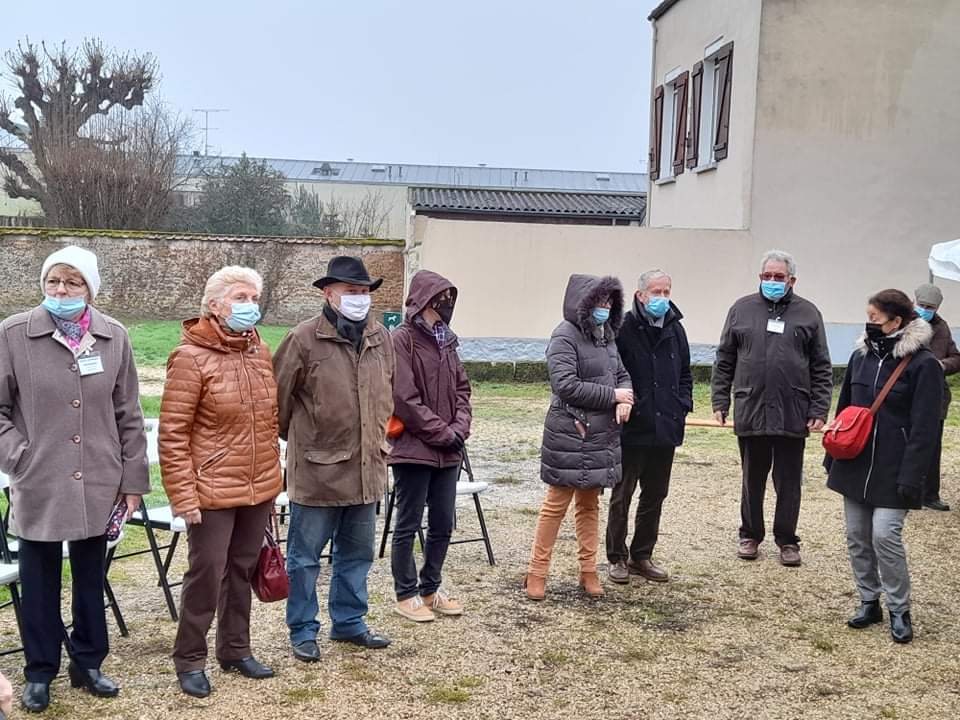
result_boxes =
[252,513,289,603]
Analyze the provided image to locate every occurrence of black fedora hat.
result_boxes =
[313,256,383,291]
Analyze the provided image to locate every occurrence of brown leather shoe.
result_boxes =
[779,544,802,567]
[737,539,759,560]
[608,561,630,584]
[579,572,604,598]
[628,559,669,583]
[524,574,546,601]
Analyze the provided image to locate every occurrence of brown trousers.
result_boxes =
[173,500,273,672]
[527,485,601,578]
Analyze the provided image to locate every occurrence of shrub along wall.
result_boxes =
[0,228,405,325]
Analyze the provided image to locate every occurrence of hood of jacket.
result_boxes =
[855,318,932,359]
[181,316,261,353]
[405,270,458,319]
[562,274,624,335]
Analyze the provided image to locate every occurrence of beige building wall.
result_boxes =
[750,0,960,323]
[647,0,762,230]
[286,181,408,239]
[412,216,753,344]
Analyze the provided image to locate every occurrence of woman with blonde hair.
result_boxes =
[160,266,282,697]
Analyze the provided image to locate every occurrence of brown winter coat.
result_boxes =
[389,271,472,468]
[0,306,149,542]
[158,317,282,515]
[273,310,395,507]
[927,313,960,418]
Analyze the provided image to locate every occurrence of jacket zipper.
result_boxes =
[239,350,257,505]
[862,354,886,500]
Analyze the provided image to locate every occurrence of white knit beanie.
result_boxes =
[40,245,101,300]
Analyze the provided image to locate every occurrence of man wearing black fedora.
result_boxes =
[274,255,396,660]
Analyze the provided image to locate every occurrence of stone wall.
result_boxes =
[0,228,405,325]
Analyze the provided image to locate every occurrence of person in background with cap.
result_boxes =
[914,283,959,511]
[0,246,149,713]
[273,256,396,661]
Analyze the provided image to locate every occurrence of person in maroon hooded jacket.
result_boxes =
[389,270,473,623]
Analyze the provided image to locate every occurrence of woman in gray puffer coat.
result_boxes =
[524,274,633,600]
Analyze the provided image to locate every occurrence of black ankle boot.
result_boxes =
[847,600,883,629]
[177,670,212,698]
[890,611,914,644]
[68,663,119,697]
[21,682,50,713]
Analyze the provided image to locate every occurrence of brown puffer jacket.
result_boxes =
[159,316,282,515]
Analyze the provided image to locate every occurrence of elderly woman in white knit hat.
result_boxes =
[0,245,149,713]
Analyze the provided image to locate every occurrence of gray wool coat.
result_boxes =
[540,274,632,490]
[0,306,149,542]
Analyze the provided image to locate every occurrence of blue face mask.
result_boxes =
[916,306,935,323]
[592,307,611,325]
[42,294,86,320]
[226,302,261,332]
[760,281,787,302]
[645,296,670,319]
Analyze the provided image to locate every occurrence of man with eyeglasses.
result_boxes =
[712,250,833,567]
[913,283,959,511]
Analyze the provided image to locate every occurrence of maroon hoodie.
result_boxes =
[389,270,472,468]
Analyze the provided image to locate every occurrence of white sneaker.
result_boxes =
[394,595,436,623]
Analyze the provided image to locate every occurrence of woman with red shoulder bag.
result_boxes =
[825,289,942,645]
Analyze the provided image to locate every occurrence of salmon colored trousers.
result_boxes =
[527,485,602,578]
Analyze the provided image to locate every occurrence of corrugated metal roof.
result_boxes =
[177,154,647,194]
[410,187,646,219]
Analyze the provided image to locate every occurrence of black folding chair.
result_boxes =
[0,489,24,657]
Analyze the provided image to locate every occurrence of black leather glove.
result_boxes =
[447,432,465,451]
[897,483,921,506]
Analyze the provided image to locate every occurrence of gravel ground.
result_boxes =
[2,387,959,720]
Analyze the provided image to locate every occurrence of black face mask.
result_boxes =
[865,323,886,341]
[433,301,454,325]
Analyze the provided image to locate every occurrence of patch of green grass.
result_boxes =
[127,320,291,368]
[141,395,161,417]
[516,507,540,517]
[880,707,898,719]
[341,660,377,682]
[541,649,570,666]
[473,382,551,400]
[425,685,472,704]
[811,635,836,653]
[285,687,326,703]
[498,446,541,462]
[622,647,657,663]
[455,676,486,689]
[493,475,523,486]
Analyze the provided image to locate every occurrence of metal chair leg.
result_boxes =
[139,504,179,621]
[378,488,396,559]
[103,577,128,637]
[473,493,496,566]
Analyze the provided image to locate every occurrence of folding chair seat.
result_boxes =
[0,517,23,657]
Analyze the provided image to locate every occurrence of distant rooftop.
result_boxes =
[411,187,646,221]
[177,154,647,194]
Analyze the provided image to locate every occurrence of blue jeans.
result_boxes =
[286,501,376,644]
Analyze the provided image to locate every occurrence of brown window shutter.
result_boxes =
[686,61,703,169]
[672,71,689,176]
[713,42,734,161]
[649,84,664,181]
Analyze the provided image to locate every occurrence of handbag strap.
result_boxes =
[868,355,911,415]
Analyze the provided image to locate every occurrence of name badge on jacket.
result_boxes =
[78,352,105,376]
[767,319,785,334]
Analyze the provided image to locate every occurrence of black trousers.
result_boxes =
[738,436,805,547]
[390,463,459,600]
[605,445,676,564]
[924,420,944,502]
[18,535,109,683]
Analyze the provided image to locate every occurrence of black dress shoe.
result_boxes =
[68,663,119,697]
[292,640,321,663]
[847,600,883,629]
[21,682,50,713]
[890,611,914,644]
[219,656,275,679]
[177,670,212,698]
[334,630,391,649]
[923,499,951,511]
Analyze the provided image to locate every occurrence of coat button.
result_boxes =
[70,363,78,372]
[71,399,81,408]
[72,435,81,444]
[73,471,83,480]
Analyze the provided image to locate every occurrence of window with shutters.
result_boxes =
[653,69,688,182]
[688,41,733,171]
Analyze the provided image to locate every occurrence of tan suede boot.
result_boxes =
[579,572,604,598]
[524,574,546,601]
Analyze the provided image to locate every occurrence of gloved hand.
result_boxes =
[897,483,921,506]
[447,432,465,452]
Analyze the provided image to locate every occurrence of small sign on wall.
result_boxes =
[383,311,402,330]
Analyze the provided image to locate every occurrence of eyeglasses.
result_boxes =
[760,273,789,282]
[45,277,87,292]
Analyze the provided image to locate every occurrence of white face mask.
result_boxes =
[339,293,371,322]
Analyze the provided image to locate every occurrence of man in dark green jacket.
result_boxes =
[711,250,833,567]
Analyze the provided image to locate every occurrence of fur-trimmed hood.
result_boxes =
[562,274,624,336]
[855,318,933,358]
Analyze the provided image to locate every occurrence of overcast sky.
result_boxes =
[1,0,653,172]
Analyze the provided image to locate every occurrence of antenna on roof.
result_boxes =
[192,108,229,156]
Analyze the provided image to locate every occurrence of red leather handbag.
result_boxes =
[253,513,288,603]
[823,355,910,460]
